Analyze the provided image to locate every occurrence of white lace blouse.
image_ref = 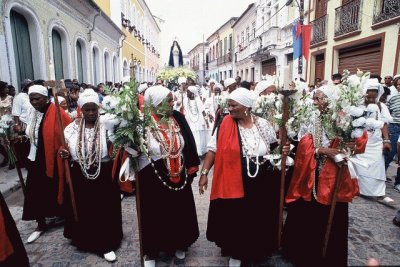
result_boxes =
[207,117,277,156]
[64,121,109,162]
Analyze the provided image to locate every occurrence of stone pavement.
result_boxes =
[3,162,400,266]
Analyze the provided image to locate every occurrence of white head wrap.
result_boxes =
[78,89,99,107]
[224,78,236,88]
[363,78,384,102]
[214,83,224,90]
[208,79,216,85]
[51,96,66,104]
[394,74,400,80]
[144,85,171,106]
[228,87,256,108]
[255,80,275,96]
[316,85,338,101]
[138,83,148,93]
[178,77,187,85]
[28,85,48,97]
[187,86,199,96]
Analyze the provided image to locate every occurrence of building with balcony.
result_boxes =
[0,0,125,88]
[188,42,208,84]
[232,3,257,82]
[250,0,309,84]
[206,17,237,82]
[307,0,400,85]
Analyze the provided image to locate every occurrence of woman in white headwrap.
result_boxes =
[23,85,72,244]
[185,85,209,156]
[60,89,122,262]
[351,79,393,202]
[283,85,368,267]
[139,85,200,266]
[199,88,288,266]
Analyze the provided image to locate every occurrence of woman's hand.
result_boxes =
[282,144,290,156]
[199,174,208,195]
[345,141,356,151]
[383,142,391,152]
[59,148,70,159]
[318,147,343,162]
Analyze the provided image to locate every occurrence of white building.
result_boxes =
[188,42,208,84]
[232,3,257,82]
[251,0,309,84]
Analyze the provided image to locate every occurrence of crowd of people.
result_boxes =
[0,71,399,266]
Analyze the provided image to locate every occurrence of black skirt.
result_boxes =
[138,159,199,257]
[63,161,123,254]
[282,198,348,267]
[0,192,29,267]
[22,156,62,221]
[206,160,281,261]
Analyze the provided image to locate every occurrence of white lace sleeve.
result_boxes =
[257,117,277,144]
[207,132,217,152]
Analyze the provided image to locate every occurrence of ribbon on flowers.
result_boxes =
[119,146,139,182]
[334,148,369,179]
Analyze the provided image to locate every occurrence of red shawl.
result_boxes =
[0,209,13,261]
[286,131,368,205]
[210,115,244,200]
[43,104,72,204]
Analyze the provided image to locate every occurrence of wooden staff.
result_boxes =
[277,89,297,248]
[10,142,27,196]
[322,163,345,257]
[134,171,144,267]
[47,80,79,222]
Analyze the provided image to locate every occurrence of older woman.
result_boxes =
[23,85,71,243]
[282,86,367,267]
[199,88,287,266]
[140,85,200,266]
[60,89,122,262]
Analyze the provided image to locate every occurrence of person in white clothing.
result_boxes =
[352,79,393,203]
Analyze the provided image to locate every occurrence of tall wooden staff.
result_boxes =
[10,142,27,196]
[322,163,345,257]
[277,89,297,248]
[46,80,79,222]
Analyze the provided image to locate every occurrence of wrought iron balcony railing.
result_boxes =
[334,0,362,37]
[311,14,328,45]
[373,0,400,24]
[217,54,232,65]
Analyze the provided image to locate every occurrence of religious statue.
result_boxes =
[168,40,183,68]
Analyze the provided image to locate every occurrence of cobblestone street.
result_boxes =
[3,163,400,266]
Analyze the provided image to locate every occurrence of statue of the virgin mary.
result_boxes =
[168,40,183,68]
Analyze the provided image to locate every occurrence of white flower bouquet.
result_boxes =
[157,67,196,85]
[0,114,17,165]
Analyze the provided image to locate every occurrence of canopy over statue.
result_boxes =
[169,40,183,68]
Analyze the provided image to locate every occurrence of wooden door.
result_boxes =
[76,41,84,82]
[315,53,325,81]
[52,30,64,80]
[315,0,328,18]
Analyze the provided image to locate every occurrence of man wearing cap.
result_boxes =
[23,85,72,244]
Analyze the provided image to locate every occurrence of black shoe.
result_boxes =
[8,163,15,170]
[393,217,400,227]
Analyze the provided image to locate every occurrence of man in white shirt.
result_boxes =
[12,79,33,134]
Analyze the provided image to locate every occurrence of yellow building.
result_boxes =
[95,0,161,82]
[307,0,400,84]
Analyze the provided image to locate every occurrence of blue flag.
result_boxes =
[292,22,302,60]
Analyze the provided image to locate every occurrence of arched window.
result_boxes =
[92,46,100,84]
[123,60,129,77]
[52,29,64,79]
[10,10,34,84]
[76,41,84,82]
[113,56,118,82]
[104,51,110,82]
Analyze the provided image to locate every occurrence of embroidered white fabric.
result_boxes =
[26,107,44,161]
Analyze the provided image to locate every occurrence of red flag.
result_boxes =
[301,24,312,61]
[296,22,302,39]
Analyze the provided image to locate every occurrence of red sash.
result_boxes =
[0,209,13,261]
[286,131,368,205]
[210,115,244,200]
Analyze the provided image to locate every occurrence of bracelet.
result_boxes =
[201,169,209,175]
[315,148,319,155]
[383,139,391,144]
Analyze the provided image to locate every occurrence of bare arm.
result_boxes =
[382,123,391,152]
[198,150,215,194]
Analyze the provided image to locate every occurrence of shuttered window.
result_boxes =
[10,10,34,88]
[52,30,64,80]
[338,40,381,75]
[315,53,325,81]
[76,41,84,83]
[262,58,276,76]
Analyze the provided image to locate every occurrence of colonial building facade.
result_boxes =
[307,0,400,84]
[188,42,208,84]
[0,0,124,89]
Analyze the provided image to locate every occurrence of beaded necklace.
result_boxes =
[28,110,40,147]
[239,115,270,178]
[143,116,186,191]
[187,99,199,123]
[76,118,102,179]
